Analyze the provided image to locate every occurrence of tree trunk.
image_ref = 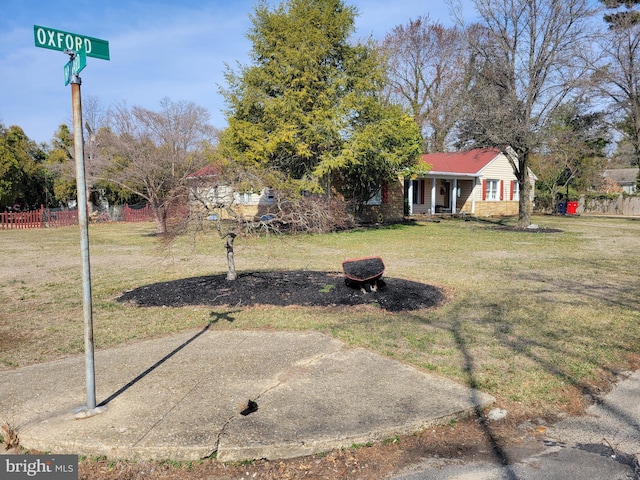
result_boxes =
[225,233,237,281]
[155,207,167,235]
[518,154,532,227]
[506,147,532,227]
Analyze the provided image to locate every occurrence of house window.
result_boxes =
[367,181,389,205]
[264,188,275,203]
[485,179,500,201]
[367,189,382,205]
[512,181,520,201]
[234,191,252,204]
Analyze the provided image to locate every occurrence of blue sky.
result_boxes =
[0,0,476,145]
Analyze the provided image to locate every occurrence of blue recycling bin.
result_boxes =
[558,201,567,215]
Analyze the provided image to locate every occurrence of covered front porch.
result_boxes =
[407,176,478,215]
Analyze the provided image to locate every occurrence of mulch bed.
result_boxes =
[117,270,445,313]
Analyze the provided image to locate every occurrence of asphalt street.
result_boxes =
[391,369,640,480]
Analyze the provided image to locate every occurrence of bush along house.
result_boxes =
[407,147,536,217]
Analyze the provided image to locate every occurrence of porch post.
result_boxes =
[472,177,477,214]
[431,178,436,214]
[452,178,458,214]
[407,180,414,215]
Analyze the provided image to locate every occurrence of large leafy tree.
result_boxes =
[220,0,421,213]
[96,98,215,234]
[458,0,597,226]
[0,124,50,210]
[46,124,77,206]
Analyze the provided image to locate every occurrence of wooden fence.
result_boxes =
[44,209,78,228]
[579,194,640,216]
[122,204,153,222]
[1,204,153,230]
[0,206,80,230]
[0,208,46,229]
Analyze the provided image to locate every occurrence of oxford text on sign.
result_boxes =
[34,25,110,61]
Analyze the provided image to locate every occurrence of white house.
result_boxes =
[408,147,536,217]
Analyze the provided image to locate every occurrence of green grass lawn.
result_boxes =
[1,214,639,418]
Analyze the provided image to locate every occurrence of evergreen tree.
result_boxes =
[0,124,50,210]
[46,124,77,206]
[532,100,609,211]
[220,0,421,211]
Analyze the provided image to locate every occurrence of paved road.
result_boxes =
[392,370,640,480]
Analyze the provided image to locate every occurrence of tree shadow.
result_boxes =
[396,290,639,478]
[449,317,520,479]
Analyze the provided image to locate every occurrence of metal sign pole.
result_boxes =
[70,69,96,412]
[34,27,109,416]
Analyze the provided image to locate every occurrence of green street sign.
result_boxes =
[34,25,110,61]
[64,51,87,86]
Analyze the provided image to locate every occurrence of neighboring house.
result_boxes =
[603,168,639,194]
[187,147,535,224]
[187,165,274,219]
[408,147,536,217]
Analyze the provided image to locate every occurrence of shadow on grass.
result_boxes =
[397,288,640,478]
[450,317,519,480]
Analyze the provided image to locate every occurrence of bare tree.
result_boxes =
[380,16,467,152]
[97,98,215,234]
[82,95,109,211]
[532,100,609,212]
[596,0,640,166]
[184,162,354,281]
[459,0,598,226]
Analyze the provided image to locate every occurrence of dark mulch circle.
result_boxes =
[116,270,446,313]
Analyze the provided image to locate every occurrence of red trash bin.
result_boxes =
[566,201,578,215]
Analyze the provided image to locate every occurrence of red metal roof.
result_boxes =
[421,148,503,175]
[188,165,219,178]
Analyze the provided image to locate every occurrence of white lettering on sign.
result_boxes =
[35,27,93,54]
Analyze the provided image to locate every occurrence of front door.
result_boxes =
[442,181,450,209]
